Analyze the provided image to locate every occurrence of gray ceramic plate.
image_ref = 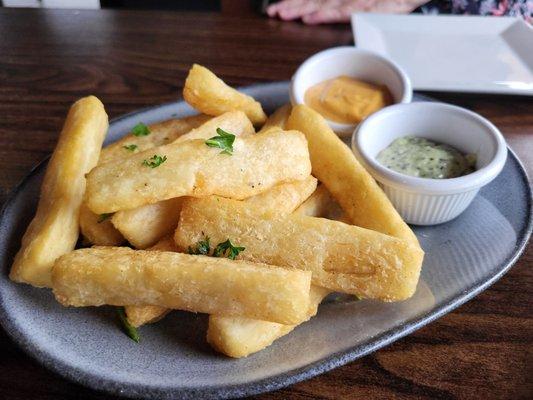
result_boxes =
[0,82,531,400]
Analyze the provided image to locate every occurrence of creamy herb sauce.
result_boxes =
[377,136,476,179]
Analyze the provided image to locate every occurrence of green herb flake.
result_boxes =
[131,122,150,137]
[205,127,236,155]
[188,236,211,255]
[142,155,167,168]
[97,213,113,223]
[116,307,140,343]
[123,144,138,152]
[213,239,245,260]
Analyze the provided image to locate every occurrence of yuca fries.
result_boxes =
[108,111,255,248]
[183,64,267,125]
[52,247,312,325]
[257,104,291,133]
[10,96,108,287]
[85,129,311,214]
[111,198,184,249]
[98,114,211,164]
[125,177,317,327]
[81,115,209,246]
[84,111,258,246]
[208,286,330,358]
[10,62,428,357]
[206,185,340,358]
[79,203,124,246]
[175,196,424,301]
[114,176,316,251]
[287,105,419,246]
[81,112,252,246]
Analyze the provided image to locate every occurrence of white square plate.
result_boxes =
[352,14,533,95]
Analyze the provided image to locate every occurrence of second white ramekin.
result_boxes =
[290,46,412,136]
[352,102,508,225]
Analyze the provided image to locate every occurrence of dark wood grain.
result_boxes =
[0,8,531,400]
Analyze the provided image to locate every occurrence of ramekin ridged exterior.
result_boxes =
[380,187,479,225]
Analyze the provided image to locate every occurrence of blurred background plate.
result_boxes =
[352,14,533,95]
[0,82,531,399]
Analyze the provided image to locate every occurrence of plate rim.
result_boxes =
[0,87,531,400]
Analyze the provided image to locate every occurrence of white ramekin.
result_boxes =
[290,46,412,136]
[352,102,508,225]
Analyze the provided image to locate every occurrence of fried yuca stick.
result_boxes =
[207,185,333,358]
[208,285,330,358]
[10,96,108,288]
[108,111,255,248]
[286,105,419,246]
[175,196,423,301]
[257,104,291,133]
[295,184,348,222]
[81,115,212,245]
[52,247,312,325]
[208,186,353,358]
[245,175,317,215]
[173,111,254,142]
[98,114,211,164]
[85,130,311,214]
[183,64,267,125]
[126,304,171,328]
[79,203,124,246]
[125,236,177,327]
[111,198,184,249]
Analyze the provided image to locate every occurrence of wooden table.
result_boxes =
[0,8,531,400]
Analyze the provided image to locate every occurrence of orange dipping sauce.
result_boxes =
[304,75,392,124]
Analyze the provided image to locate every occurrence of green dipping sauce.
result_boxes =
[376,136,476,179]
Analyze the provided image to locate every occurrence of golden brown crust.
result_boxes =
[111,198,184,249]
[79,203,124,246]
[124,236,179,326]
[245,176,317,215]
[10,96,108,287]
[123,177,317,328]
[81,113,224,246]
[85,130,312,214]
[287,105,420,247]
[52,247,312,325]
[175,196,424,301]
[257,103,291,133]
[207,285,330,358]
[107,111,255,248]
[98,114,211,165]
[183,64,267,125]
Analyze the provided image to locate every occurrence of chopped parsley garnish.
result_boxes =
[142,155,167,168]
[123,144,138,152]
[97,213,113,223]
[188,236,211,255]
[131,122,150,137]
[213,239,245,260]
[188,236,245,260]
[116,307,140,343]
[205,128,236,155]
